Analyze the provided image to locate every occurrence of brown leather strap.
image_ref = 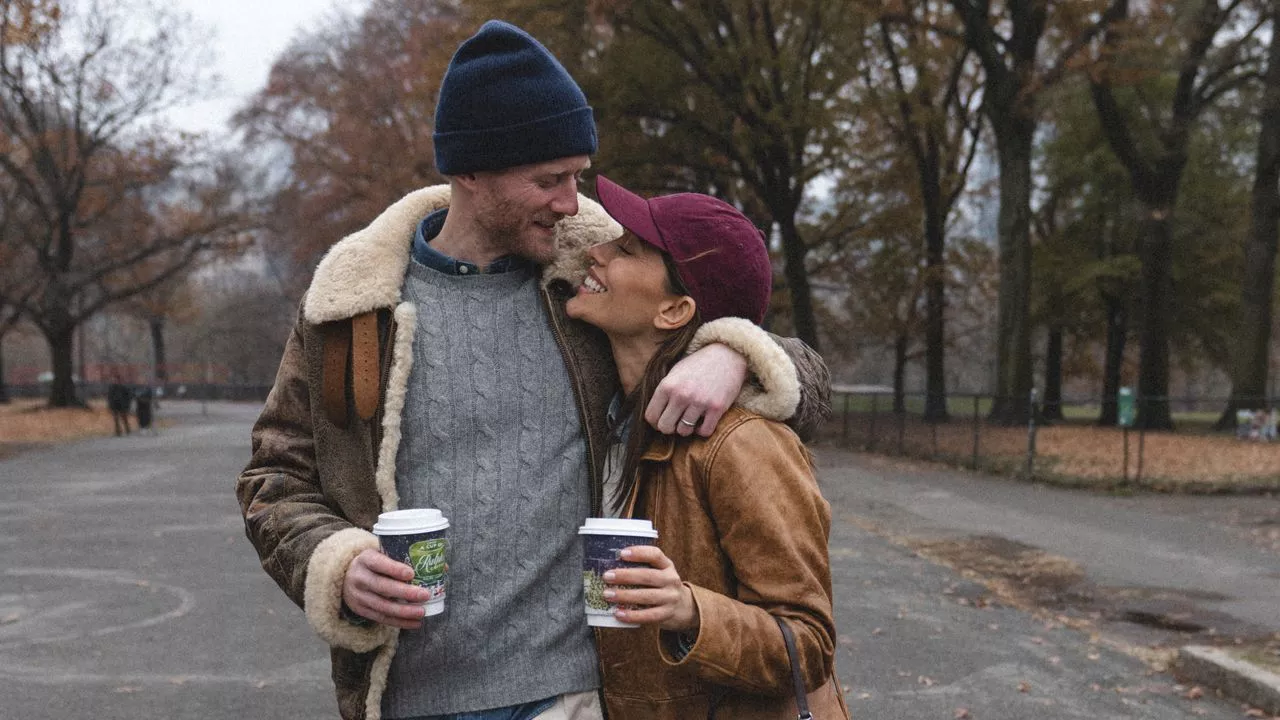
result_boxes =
[351,311,380,421]
[321,320,352,428]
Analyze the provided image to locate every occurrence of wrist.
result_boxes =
[677,583,700,632]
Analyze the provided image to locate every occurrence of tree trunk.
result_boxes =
[986,116,1036,426]
[1134,201,1177,430]
[893,334,908,414]
[45,322,82,408]
[1098,297,1128,426]
[150,317,168,384]
[1218,3,1280,430]
[0,336,9,404]
[1043,323,1064,421]
[922,150,950,423]
[777,216,819,351]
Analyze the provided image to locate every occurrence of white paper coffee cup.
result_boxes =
[578,518,659,628]
[373,509,450,617]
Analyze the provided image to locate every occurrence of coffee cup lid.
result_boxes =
[578,517,658,538]
[373,508,449,535]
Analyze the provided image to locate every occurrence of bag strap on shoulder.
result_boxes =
[775,616,814,720]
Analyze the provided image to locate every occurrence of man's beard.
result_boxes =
[479,196,562,265]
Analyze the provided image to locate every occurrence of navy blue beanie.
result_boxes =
[433,21,597,175]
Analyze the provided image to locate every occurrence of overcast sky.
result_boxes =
[166,0,367,136]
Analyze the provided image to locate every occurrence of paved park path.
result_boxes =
[0,402,1263,719]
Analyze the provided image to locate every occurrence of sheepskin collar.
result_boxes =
[302,184,622,324]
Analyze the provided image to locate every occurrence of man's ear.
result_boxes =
[451,173,481,193]
[654,296,697,331]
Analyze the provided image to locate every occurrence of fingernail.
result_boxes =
[603,571,616,582]
[603,589,616,599]
[615,610,627,619]
[619,549,632,559]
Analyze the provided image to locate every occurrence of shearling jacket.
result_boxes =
[235,185,829,720]
[598,406,849,720]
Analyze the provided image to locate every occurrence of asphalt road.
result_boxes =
[0,402,1255,719]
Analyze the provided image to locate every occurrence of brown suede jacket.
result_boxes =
[235,185,831,720]
[598,407,850,720]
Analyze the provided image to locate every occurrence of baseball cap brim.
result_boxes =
[594,176,669,252]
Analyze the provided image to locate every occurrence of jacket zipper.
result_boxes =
[542,287,603,516]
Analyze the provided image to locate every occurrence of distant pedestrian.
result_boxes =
[106,381,133,436]
[135,386,155,435]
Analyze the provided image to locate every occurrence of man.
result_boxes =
[106,378,132,436]
[237,21,828,720]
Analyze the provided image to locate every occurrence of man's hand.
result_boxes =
[604,545,700,632]
[645,342,747,437]
[341,549,432,629]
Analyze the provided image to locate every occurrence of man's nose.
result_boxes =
[550,184,579,217]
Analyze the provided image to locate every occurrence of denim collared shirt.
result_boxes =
[411,208,530,275]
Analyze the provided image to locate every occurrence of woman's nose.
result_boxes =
[587,243,607,265]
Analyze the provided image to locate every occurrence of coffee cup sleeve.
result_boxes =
[304,527,396,652]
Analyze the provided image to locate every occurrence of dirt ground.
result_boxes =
[860,523,1280,676]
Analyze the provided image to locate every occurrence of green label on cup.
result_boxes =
[408,539,448,594]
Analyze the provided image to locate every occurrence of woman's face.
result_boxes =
[566,232,689,337]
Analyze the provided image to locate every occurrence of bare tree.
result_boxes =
[0,0,246,406]
[948,0,1126,424]
[1220,0,1280,428]
[1090,0,1265,428]
[872,0,984,421]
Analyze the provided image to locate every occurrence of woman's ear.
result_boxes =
[654,295,697,331]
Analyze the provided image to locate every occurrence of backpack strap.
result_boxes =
[351,311,380,421]
[321,311,384,428]
[321,319,352,429]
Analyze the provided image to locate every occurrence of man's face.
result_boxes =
[469,155,591,265]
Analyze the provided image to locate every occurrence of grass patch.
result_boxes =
[1237,645,1280,676]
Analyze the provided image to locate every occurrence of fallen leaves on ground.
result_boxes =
[0,399,116,444]
[831,417,1280,491]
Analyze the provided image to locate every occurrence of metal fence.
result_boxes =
[6,382,272,403]
[826,389,1280,491]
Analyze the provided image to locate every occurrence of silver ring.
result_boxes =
[680,419,698,427]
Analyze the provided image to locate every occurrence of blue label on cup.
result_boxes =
[582,533,656,619]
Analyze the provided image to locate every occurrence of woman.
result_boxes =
[566,176,850,719]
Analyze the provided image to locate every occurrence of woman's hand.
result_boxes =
[604,545,700,632]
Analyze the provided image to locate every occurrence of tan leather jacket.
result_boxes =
[597,407,851,720]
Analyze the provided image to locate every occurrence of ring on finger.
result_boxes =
[679,419,698,427]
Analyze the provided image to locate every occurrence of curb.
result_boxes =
[1177,645,1280,715]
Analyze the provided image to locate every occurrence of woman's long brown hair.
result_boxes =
[609,254,703,516]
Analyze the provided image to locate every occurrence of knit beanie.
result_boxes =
[433,21,597,175]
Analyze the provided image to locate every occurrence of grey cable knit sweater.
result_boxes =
[382,263,599,717]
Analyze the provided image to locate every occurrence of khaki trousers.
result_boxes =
[534,691,604,720]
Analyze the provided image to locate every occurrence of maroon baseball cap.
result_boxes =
[594,175,772,324]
